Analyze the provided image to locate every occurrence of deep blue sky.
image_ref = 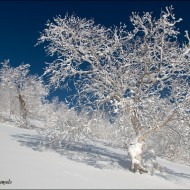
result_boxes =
[0,0,190,100]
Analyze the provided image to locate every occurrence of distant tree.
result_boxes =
[0,60,48,127]
[37,6,190,173]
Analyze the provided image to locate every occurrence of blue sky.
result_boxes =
[0,0,190,100]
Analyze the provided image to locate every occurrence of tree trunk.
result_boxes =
[18,93,27,127]
[128,109,148,173]
[9,89,13,119]
[128,137,148,174]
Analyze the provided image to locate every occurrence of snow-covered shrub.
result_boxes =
[142,149,162,175]
[148,125,190,165]
[37,99,92,147]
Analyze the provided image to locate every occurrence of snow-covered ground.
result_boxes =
[1,123,190,189]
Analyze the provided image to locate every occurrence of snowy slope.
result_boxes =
[0,123,190,189]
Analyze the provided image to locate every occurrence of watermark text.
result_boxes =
[0,179,12,185]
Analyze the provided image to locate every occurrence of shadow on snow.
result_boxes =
[12,133,190,183]
[11,133,131,171]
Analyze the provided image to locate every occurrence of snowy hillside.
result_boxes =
[0,123,190,189]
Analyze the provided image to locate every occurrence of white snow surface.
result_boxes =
[1,123,190,189]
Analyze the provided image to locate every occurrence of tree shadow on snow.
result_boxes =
[11,133,131,171]
[12,133,190,184]
[155,166,190,184]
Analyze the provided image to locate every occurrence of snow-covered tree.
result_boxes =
[0,60,49,127]
[37,6,190,173]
